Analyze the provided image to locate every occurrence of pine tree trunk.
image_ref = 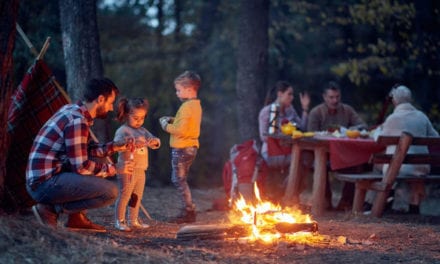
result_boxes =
[59,0,110,142]
[0,0,19,212]
[235,0,269,142]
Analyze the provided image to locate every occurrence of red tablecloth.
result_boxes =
[325,137,385,170]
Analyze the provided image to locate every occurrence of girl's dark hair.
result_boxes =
[264,80,292,105]
[115,98,149,122]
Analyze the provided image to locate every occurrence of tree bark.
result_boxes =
[0,0,19,211]
[235,0,269,142]
[59,0,109,142]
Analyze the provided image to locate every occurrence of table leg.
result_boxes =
[283,143,301,206]
[311,146,328,216]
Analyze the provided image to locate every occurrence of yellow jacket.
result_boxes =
[166,99,202,148]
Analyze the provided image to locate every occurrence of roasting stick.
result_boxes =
[16,27,153,221]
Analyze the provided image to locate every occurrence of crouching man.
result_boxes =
[26,78,133,232]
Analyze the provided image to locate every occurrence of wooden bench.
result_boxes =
[334,131,440,217]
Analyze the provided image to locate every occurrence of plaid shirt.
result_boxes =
[26,102,116,189]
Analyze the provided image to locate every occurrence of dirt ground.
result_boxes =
[1,186,440,264]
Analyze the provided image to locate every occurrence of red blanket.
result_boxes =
[5,60,69,210]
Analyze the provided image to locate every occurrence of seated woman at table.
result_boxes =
[258,80,310,201]
[364,85,439,214]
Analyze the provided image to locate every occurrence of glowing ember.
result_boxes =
[228,183,317,243]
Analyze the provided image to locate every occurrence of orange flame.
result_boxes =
[228,183,316,243]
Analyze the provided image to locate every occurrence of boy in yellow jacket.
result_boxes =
[159,71,202,223]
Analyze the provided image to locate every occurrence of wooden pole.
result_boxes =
[36,37,51,60]
[16,23,38,56]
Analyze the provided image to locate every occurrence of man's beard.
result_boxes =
[95,105,108,119]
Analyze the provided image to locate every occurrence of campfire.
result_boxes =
[227,183,318,243]
[177,184,320,244]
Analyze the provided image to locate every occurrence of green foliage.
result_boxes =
[329,0,420,85]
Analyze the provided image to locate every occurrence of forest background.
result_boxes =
[10,0,440,189]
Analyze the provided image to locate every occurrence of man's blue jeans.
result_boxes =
[171,147,197,212]
[27,172,118,214]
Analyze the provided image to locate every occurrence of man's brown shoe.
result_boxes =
[32,204,58,228]
[65,212,106,232]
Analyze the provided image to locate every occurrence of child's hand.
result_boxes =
[135,137,147,149]
[147,138,161,149]
[159,116,172,130]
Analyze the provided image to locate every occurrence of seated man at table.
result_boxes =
[306,81,367,210]
[307,81,366,132]
[365,85,439,214]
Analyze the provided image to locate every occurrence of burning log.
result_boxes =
[176,222,318,240]
[275,222,318,233]
[176,224,249,240]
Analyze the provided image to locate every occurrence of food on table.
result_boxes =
[360,129,370,138]
[281,122,296,135]
[292,130,303,139]
[346,129,360,139]
[303,132,315,137]
[331,130,342,138]
[327,125,340,133]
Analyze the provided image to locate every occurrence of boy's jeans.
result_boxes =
[27,172,118,214]
[171,147,197,212]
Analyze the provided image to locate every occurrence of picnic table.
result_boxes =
[279,133,385,216]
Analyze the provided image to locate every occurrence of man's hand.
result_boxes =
[113,137,135,152]
[108,163,117,176]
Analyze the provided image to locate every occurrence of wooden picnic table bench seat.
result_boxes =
[333,131,440,217]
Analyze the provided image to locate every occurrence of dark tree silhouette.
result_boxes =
[59,0,110,142]
[235,0,269,142]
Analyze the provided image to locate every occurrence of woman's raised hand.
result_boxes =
[300,91,311,111]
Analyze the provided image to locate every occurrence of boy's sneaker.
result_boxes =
[32,203,58,228]
[168,210,196,224]
[65,212,106,232]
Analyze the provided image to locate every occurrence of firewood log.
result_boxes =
[176,224,250,240]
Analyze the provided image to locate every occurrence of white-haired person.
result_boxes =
[365,84,439,214]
